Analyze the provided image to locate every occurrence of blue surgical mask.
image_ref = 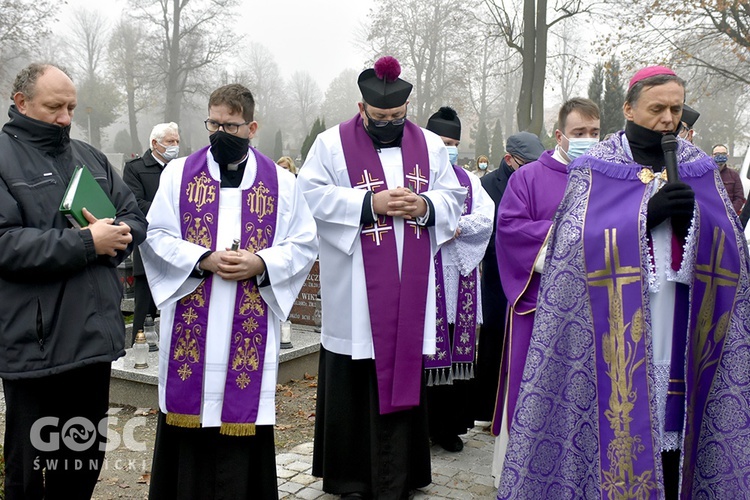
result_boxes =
[446,146,459,165]
[565,137,598,161]
[713,153,728,164]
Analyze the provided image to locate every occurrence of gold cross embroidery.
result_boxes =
[586,228,641,316]
[695,227,740,292]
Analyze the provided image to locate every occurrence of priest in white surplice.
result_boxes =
[140,84,318,500]
[298,56,465,499]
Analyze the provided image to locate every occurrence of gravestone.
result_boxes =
[289,260,321,328]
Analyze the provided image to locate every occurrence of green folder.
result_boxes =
[59,165,116,228]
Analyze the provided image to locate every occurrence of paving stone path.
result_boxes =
[276,424,498,499]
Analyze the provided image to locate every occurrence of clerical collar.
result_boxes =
[226,153,249,171]
[625,120,668,170]
[219,158,248,188]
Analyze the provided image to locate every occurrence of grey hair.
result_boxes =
[11,63,72,100]
[150,122,180,143]
[625,74,686,106]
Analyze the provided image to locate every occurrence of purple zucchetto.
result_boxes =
[628,65,677,90]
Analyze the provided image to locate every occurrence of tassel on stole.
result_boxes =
[166,412,201,428]
[220,422,257,436]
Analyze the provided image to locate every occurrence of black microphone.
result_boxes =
[661,133,680,183]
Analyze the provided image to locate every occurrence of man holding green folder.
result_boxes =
[0,62,147,499]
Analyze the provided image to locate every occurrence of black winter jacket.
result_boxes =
[0,106,147,379]
[123,149,165,276]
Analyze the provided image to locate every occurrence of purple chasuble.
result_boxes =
[339,114,432,414]
[491,151,568,435]
[497,133,750,499]
[426,165,478,385]
[166,146,278,435]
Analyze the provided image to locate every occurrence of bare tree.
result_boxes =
[321,69,361,127]
[482,0,590,134]
[0,0,57,83]
[68,9,109,81]
[601,0,750,87]
[66,9,120,149]
[236,43,284,121]
[547,19,585,103]
[676,57,750,154]
[130,0,239,123]
[109,19,153,154]
[287,71,322,136]
[365,0,475,124]
[462,32,519,149]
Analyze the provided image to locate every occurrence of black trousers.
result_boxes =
[132,275,157,345]
[3,363,111,500]
[662,450,680,500]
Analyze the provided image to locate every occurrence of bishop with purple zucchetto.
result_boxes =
[496,66,750,499]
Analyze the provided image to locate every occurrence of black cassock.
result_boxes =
[149,412,278,500]
[313,347,431,499]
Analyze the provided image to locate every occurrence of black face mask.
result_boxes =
[365,120,405,145]
[625,120,670,170]
[209,131,249,165]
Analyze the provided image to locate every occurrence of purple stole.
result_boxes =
[425,165,477,385]
[339,114,431,414]
[497,133,750,499]
[165,146,278,436]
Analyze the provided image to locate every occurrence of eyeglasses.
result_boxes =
[204,119,250,135]
[364,107,407,128]
[509,154,528,167]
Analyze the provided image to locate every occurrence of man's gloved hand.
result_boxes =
[647,182,695,238]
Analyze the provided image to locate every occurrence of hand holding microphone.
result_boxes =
[648,134,694,237]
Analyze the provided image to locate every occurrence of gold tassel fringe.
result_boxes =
[220,422,256,436]
[166,412,201,428]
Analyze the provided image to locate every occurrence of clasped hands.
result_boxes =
[372,187,427,220]
[199,247,265,281]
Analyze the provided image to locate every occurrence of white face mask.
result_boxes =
[478,162,488,170]
[158,142,180,162]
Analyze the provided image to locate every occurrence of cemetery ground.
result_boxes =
[0,373,319,499]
